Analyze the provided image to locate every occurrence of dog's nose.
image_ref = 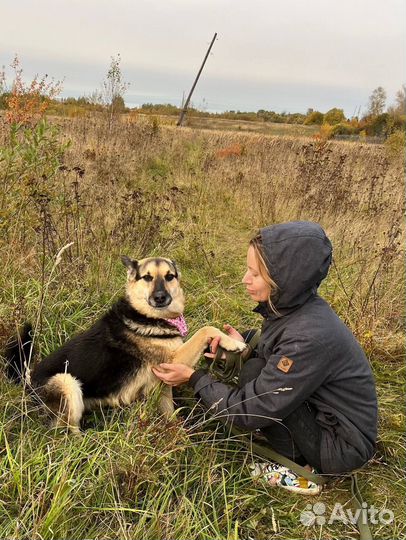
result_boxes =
[153,291,170,306]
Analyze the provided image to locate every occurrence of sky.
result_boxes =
[1,0,405,116]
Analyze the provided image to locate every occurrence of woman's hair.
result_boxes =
[249,232,279,314]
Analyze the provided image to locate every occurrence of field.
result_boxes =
[132,113,321,138]
[0,113,404,540]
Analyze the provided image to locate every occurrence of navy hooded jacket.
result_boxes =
[189,221,378,474]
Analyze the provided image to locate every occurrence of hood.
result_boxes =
[258,221,332,317]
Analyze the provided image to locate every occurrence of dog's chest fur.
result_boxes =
[83,306,183,409]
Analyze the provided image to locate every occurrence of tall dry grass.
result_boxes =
[0,113,404,539]
[1,114,403,353]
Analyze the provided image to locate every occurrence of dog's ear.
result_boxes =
[121,256,138,274]
[170,259,180,279]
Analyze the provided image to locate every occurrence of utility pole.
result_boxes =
[177,32,217,127]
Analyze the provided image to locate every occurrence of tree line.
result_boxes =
[1,55,405,140]
[138,86,406,139]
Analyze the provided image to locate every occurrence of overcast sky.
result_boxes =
[1,0,405,116]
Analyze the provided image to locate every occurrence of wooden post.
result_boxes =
[177,32,217,127]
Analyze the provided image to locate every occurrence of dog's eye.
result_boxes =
[165,274,175,281]
[142,275,153,282]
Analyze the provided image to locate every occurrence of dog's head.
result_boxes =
[121,256,185,319]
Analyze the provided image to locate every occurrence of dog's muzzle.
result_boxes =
[149,292,172,308]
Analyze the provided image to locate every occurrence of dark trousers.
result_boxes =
[239,356,323,472]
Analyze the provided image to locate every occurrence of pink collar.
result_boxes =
[164,314,188,337]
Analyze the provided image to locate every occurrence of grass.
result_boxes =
[182,115,320,138]
[122,112,321,138]
[0,113,404,539]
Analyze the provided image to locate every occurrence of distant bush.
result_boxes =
[364,113,392,137]
[49,97,105,116]
[385,130,406,159]
[112,95,127,114]
[140,103,181,116]
[331,123,359,136]
[304,111,324,125]
[315,123,335,141]
[324,108,346,125]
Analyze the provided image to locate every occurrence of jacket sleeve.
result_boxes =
[189,334,331,430]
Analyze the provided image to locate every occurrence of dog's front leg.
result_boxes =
[172,326,246,368]
[158,385,174,417]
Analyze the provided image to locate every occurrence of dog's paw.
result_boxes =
[219,335,247,353]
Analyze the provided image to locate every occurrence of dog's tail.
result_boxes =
[4,323,34,383]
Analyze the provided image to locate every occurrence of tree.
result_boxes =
[368,86,386,116]
[394,84,406,115]
[0,64,9,110]
[324,108,346,125]
[304,110,324,125]
[367,113,392,137]
[98,54,129,129]
[0,64,6,95]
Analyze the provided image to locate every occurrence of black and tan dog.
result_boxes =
[5,256,245,433]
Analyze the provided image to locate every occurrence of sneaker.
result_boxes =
[250,462,322,495]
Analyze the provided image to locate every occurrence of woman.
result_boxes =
[153,221,377,494]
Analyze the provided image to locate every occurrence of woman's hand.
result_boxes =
[152,363,195,386]
[204,324,245,360]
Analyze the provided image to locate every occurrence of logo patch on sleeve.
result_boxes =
[277,356,294,373]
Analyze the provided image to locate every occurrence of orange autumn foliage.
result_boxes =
[5,55,63,125]
[215,143,244,159]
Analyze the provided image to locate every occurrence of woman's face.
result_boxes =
[242,246,271,302]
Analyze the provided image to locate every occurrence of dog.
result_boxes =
[4,256,246,433]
